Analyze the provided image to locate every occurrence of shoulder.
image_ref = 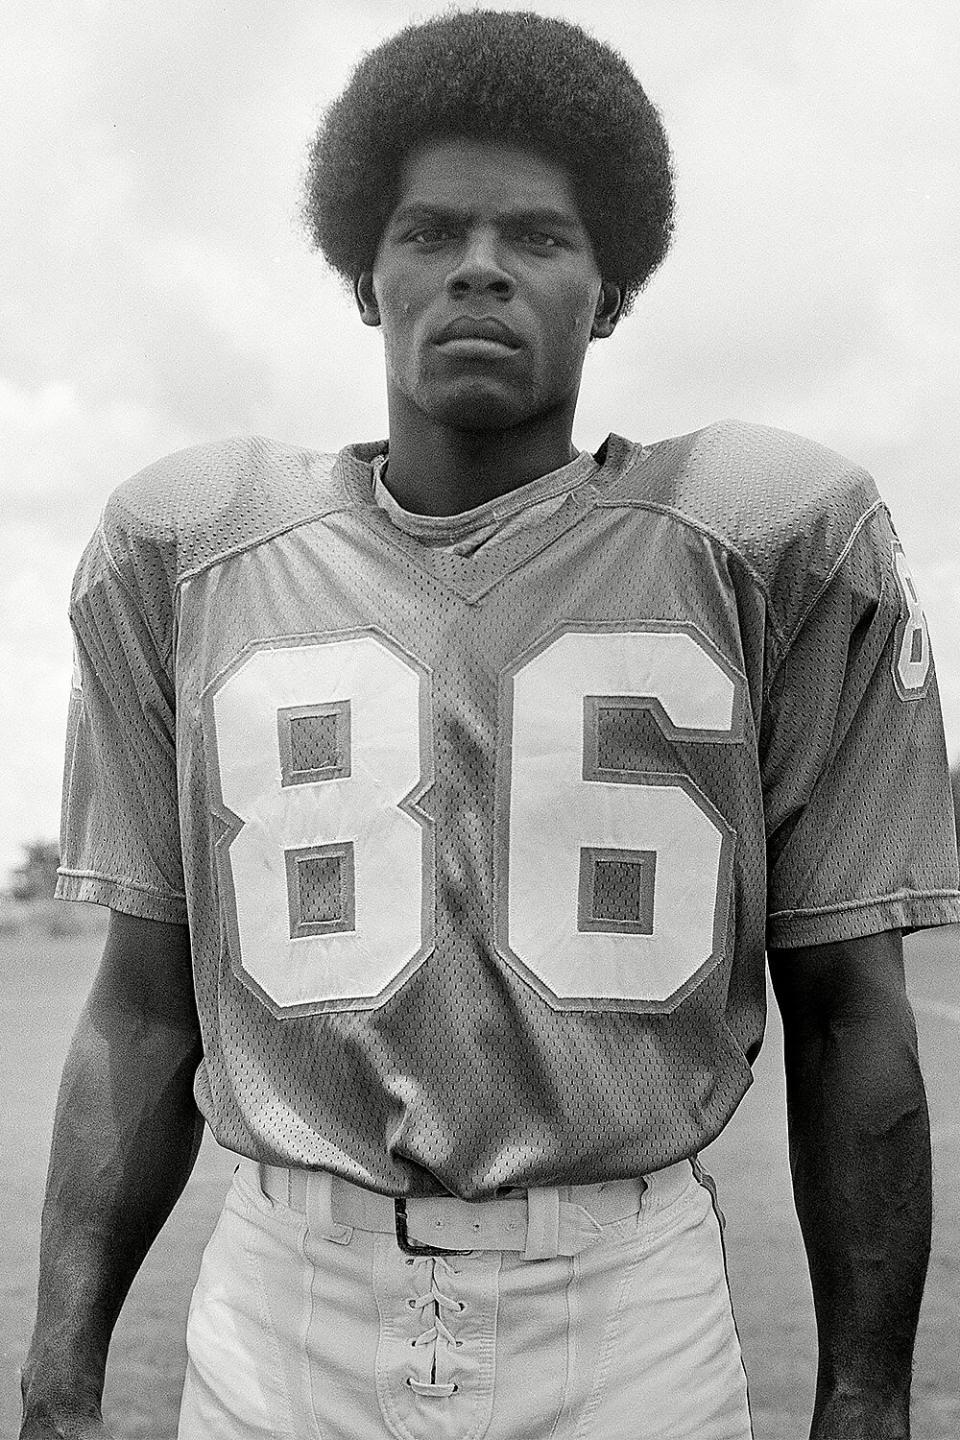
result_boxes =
[69,436,341,650]
[606,420,889,642]
[613,420,881,546]
[100,435,341,580]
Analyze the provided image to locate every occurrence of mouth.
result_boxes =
[433,316,522,356]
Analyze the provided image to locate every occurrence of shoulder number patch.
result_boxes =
[891,542,932,700]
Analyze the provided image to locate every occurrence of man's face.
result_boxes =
[357,137,621,432]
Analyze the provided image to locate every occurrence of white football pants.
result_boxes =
[178,1158,752,1439]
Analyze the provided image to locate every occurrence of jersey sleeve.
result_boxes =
[763,502,960,949]
[54,513,187,922]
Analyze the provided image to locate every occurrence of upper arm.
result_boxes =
[56,524,187,923]
[762,504,960,952]
[768,930,924,1108]
[768,929,907,1035]
[87,911,200,1042]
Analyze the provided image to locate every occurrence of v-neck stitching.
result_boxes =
[332,436,648,606]
[370,448,597,546]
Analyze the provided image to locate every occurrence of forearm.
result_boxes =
[21,1000,203,1422]
[785,1004,930,1436]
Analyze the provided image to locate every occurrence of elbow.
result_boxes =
[787,1011,928,1141]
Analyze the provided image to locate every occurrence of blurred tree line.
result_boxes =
[7,841,61,902]
[5,765,960,901]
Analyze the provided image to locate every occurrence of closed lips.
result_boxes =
[435,317,521,346]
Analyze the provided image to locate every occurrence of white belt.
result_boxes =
[250,1158,692,1261]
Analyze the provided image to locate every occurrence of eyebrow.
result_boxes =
[389,202,582,232]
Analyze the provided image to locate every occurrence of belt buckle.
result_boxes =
[394,1197,473,1256]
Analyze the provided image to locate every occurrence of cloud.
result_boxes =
[0,375,194,534]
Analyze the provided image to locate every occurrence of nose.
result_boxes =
[446,227,515,301]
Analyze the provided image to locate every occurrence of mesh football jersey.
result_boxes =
[56,422,960,1199]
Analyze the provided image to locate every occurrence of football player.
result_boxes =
[21,11,960,1440]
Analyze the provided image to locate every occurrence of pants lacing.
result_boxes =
[403,1253,466,1398]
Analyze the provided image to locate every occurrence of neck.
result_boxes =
[382,395,578,517]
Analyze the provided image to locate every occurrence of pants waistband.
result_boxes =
[247,1158,694,1261]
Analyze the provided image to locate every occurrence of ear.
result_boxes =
[355,271,380,327]
[590,282,625,340]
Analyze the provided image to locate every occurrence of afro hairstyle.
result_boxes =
[301,8,674,316]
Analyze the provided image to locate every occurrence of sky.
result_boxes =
[2,0,959,885]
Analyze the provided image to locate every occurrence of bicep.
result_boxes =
[87,911,199,1040]
[768,930,924,1113]
[768,928,907,1035]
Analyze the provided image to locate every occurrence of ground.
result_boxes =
[1,911,957,1438]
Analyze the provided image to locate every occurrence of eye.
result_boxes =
[518,231,561,249]
[408,226,453,245]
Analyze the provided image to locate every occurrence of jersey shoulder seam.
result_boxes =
[174,502,357,593]
[778,497,886,656]
[596,493,790,653]
[761,497,887,702]
[93,519,175,674]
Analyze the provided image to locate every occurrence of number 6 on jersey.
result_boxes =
[498,623,742,1011]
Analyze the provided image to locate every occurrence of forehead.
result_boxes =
[391,136,584,223]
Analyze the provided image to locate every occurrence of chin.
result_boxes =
[422,380,534,433]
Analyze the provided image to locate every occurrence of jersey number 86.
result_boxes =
[205,624,744,1017]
